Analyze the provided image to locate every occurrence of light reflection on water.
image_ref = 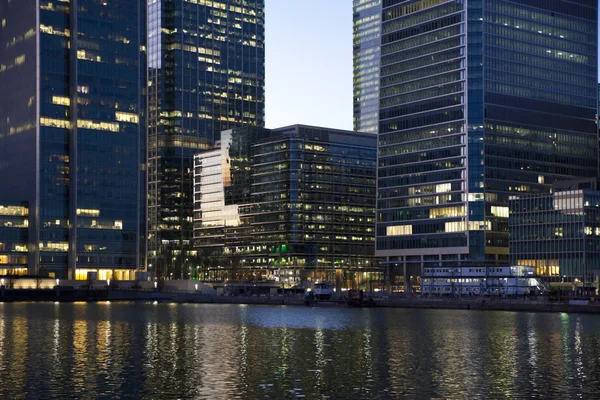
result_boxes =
[0,303,600,398]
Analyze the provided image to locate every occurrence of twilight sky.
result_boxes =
[265,0,353,131]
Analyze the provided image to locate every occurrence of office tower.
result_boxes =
[376,0,598,285]
[193,125,378,286]
[353,0,381,133]
[0,0,146,280]
[147,0,265,278]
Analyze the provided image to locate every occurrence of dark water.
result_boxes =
[1,303,600,399]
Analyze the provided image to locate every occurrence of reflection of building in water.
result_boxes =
[141,316,242,397]
[510,179,600,287]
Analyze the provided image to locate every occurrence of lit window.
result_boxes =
[40,118,71,129]
[445,221,466,232]
[115,111,139,123]
[77,120,119,132]
[386,225,412,236]
[77,209,100,217]
[52,96,70,106]
[491,206,509,218]
[435,183,451,193]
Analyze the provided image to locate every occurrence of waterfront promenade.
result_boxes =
[2,285,600,314]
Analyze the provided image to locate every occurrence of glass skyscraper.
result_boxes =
[353,0,381,133]
[376,0,598,284]
[193,125,378,287]
[0,0,146,280]
[147,0,265,278]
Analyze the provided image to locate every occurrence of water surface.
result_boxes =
[0,302,599,399]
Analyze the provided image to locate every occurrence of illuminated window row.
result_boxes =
[77,209,100,217]
[0,206,28,217]
[40,24,70,37]
[386,225,412,236]
[40,242,69,252]
[115,112,139,123]
[52,96,70,106]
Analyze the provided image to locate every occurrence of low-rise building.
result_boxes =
[421,266,543,296]
[509,179,600,287]
[193,125,379,288]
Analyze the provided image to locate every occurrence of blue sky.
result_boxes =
[265,0,353,130]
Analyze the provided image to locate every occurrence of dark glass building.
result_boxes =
[376,0,598,286]
[510,180,600,287]
[147,0,265,278]
[193,125,378,287]
[0,202,29,276]
[353,0,381,133]
[0,0,146,279]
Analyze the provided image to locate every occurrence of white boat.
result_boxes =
[313,282,334,300]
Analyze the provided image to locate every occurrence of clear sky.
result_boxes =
[265,0,353,130]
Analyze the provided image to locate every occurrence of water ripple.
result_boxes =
[0,303,599,398]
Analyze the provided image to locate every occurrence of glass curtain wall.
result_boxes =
[377,0,598,277]
[148,0,265,279]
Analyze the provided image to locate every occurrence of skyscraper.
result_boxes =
[0,0,147,280]
[376,0,598,285]
[147,0,265,278]
[353,0,381,133]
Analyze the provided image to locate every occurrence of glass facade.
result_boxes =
[147,0,265,278]
[353,0,381,133]
[0,202,29,276]
[0,0,146,279]
[510,189,600,285]
[193,125,378,286]
[377,0,598,274]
